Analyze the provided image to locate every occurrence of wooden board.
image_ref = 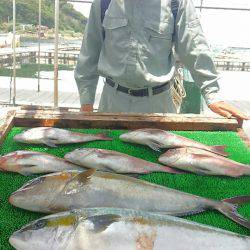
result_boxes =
[14,109,240,131]
[0,110,15,145]
[238,129,250,148]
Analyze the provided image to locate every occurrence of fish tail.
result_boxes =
[96,133,113,141]
[207,145,228,157]
[242,165,250,176]
[216,195,250,229]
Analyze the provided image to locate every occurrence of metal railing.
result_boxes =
[8,0,250,109]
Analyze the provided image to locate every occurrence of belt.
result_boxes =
[106,78,169,97]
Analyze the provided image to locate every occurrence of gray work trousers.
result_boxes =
[98,82,177,113]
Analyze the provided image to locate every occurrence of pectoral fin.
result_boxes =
[18,164,38,176]
[63,169,96,195]
[87,214,121,233]
[43,139,57,148]
[148,140,165,152]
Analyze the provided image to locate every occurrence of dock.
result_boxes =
[1,46,250,71]
[0,45,80,67]
[214,59,250,72]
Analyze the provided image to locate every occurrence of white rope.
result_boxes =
[171,67,186,113]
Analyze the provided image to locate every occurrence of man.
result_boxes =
[75,0,248,120]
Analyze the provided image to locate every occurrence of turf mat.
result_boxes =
[0,127,250,249]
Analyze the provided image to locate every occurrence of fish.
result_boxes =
[9,208,250,250]
[13,127,112,147]
[119,128,228,156]
[0,150,86,175]
[64,148,182,174]
[159,147,250,177]
[9,169,250,229]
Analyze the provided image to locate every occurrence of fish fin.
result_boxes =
[63,169,96,195]
[159,165,187,175]
[100,164,115,172]
[18,171,33,176]
[125,173,140,178]
[216,195,250,229]
[18,164,44,176]
[191,154,211,160]
[222,195,250,206]
[148,140,164,152]
[73,168,96,181]
[87,214,121,233]
[96,133,113,141]
[188,154,214,175]
[96,150,119,158]
[207,145,228,157]
[191,154,245,177]
[43,139,57,148]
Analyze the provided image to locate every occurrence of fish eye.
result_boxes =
[19,219,47,233]
[33,220,47,230]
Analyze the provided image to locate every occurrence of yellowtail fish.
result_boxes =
[9,208,250,250]
[9,170,250,229]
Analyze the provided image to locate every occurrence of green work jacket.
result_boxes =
[75,0,220,106]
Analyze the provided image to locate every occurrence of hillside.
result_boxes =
[0,0,87,33]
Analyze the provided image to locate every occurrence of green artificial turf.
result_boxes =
[0,127,250,249]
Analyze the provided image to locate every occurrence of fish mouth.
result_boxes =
[9,177,46,207]
[9,232,23,250]
[13,134,22,142]
[119,134,129,141]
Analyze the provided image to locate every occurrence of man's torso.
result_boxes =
[98,0,176,88]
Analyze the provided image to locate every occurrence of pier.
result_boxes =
[214,59,250,72]
[1,47,250,71]
[0,46,80,67]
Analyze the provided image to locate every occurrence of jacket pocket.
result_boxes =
[144,21,173,55]
[103,17,128,30]
[102,17,130,47]
[144,21,173,39]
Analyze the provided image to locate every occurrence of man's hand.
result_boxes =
[81,104,93,112]
[209,101,249,120]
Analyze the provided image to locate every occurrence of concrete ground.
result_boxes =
[0,70,249,138]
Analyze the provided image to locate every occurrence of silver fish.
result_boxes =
[9,170,250,229]
[0,150,86,175]
[159,148,250,177]
[64,148,182,174]
[120,128,228,156]
[9,208,250,250]
[13,127,112,147]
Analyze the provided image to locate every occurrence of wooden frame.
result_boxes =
[0,108,249,147]
[0,110,15,145]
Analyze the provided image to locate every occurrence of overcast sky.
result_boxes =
[72,0,250,47]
